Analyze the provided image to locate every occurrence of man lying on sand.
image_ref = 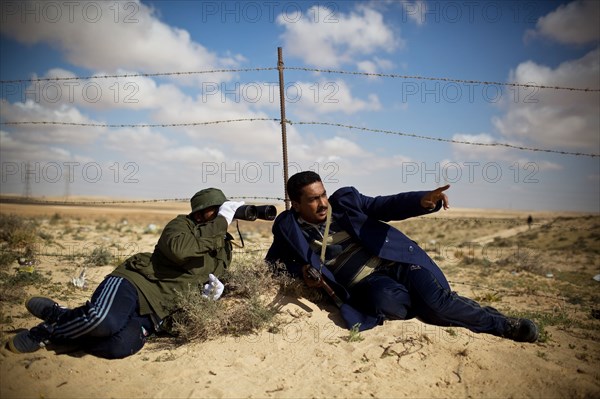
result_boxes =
[266,171,538,343]
[8,189,245,358]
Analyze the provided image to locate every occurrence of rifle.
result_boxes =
[304,264,343,308]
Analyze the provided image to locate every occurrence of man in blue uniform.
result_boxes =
[266,171,538,342]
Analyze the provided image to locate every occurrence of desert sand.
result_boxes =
[0,200,598,399]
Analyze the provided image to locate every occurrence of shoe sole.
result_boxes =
[7,332,43,354]
[25,297,58,321]
[7,338,22,353]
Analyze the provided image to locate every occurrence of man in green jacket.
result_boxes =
[8,188,244,359]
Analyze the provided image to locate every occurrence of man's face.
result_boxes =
[292,181,329,224]
[193,206,219,224]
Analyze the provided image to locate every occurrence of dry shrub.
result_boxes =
[0,279,26,304]
[0,270,50,304]
[168,253,294,343]
[0,214,38,270]
[0,250,16,270]
[168,289,223,342]
[0,214,37,248]
[85,246,113,266]
[0,214,44,302]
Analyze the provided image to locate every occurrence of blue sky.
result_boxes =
[1,0,598,212]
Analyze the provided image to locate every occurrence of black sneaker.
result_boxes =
[7,324,52,354]
[25,297,67,323]
[503,318,539,343]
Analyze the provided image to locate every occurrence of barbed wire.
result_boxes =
[0,118,279,129]
[0,196,284,206]
[2,119,598,158]
[284,67,600,92]
[0,68,278,84]
[0,197,184,206]
[289,121,600,158]
[1,66,598,93]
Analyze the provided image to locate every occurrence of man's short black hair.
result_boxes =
[287,171,322,202]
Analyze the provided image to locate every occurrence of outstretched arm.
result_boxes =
[331,185,450,222]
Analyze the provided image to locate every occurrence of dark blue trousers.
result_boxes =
[49,276,155,359]
[349,262,506,336]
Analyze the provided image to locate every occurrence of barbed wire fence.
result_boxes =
[4,119,598,158]
[3,66,598,92]
[1,48,599,308]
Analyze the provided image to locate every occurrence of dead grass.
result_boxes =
[0,214,38,269]
[167,253,295,343]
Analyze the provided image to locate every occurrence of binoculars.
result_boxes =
[234,205,277,221]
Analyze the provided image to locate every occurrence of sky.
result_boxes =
[0,0,599,212]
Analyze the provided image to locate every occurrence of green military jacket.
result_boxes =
[111,214,231,319]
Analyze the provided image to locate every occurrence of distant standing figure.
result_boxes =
[527,215,533,230]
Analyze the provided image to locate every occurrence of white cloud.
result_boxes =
[450,132,513,160]
[453,133,496,145]
[525,0,600,45]
[277,80,381,119]
[103,127,228,174]
[0,1,239,78]
[161,146,226,165]
[357,154,413,174]
[357,61,378,75]
[24,68,186,111]
[149,88,285,159]
[0,130,76,163]
[528,160,563,172]
[104,127,173,154]
[0,98,105,144]
[493,49,599,150]
[201,78,382,119]
[277,4,400,68]
[357,57,395,76]
[450,133,570,175]
[321,136,364,157]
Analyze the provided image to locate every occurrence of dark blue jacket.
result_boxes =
[266,186,442,331]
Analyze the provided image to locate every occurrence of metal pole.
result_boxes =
[277,47,290,210]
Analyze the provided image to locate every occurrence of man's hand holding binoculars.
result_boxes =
[218,201,278,225]
[218,201,246,225]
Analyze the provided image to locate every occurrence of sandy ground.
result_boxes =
[0,200,599,399]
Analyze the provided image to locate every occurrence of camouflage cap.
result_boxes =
[190,188,227,214]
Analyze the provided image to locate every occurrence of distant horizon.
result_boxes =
[1,193,597,216]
